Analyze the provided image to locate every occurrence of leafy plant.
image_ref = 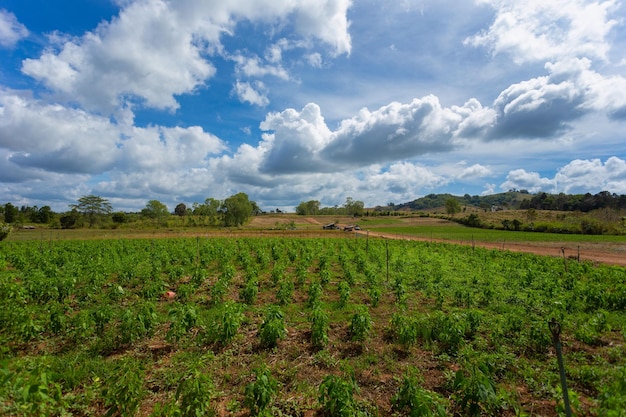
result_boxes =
[337,281,350,309]
[244,365,278,416]
[451,362,500,416]
[392,367,447,417]
[176,369,216,417]
[276,279,294,306]
[167,303,198,342]
[318,374,359,417]
[101,359,146,417]
[310,306,330,348]
[258,305,286,348]
[349,305,372,342]
[240,278,259,305]
[214,301,244,345]
[307,281,323,308]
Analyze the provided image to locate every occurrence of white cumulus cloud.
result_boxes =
[0,9,28,48]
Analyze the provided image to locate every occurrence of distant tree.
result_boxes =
[36,206,53,223]
[60,209,80,229]
[193,198,221,225]
[174,203,187,217]
[142,200,169,222]
[344,197,364,217]
[251,201,262,216]
[221,192,253,227]
[112,212,128,223]
[526,208,537,222]
[445,198,461,215]
[296,200,320,215]
[4,203,19,223]
[71,195,112,227]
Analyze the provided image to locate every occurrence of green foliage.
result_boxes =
[310,306,330,348]
[392,367,447,417]
[276,279,294,305]
[240,278,259,305]
[451,363,500,416]
[71,195,113,227]
[0,222,11,241]
[258,305,286,348]
[318,374,359,417]
[307,281,323,308]
[176,369,216,417]
[337,281,350,308]
[1,362,69,417]
[244,365,278,416]
[102,359,146,417]
[391,312,420,348]
[221,192,254,227]
[349,305,372,342]
[167,303,198,342]
[214,301,243,346]
[597,366,626,416]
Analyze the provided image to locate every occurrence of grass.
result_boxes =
[373,225,626,243]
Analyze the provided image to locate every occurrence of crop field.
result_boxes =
[1,236,626,416]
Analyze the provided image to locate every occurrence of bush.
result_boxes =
[0,222,11,241]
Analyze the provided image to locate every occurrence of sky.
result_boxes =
[0,0,625,213]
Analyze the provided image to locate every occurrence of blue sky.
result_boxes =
[1,0,625,212]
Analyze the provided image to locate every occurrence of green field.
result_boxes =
[1,235,626,416]
[373,224,626,243]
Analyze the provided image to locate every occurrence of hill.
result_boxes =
[389,191,532,211]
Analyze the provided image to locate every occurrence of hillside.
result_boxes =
[389,191,532,211]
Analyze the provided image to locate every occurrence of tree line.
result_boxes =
[295,197,365,217]
[1,192,259,229]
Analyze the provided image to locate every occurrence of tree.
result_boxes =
[3,203,19,223]
[71,195,112,227]
[141,200,169,222]
[344,197,364,217]
[296,200,320,215]
[174,203,187,217]
[221,192,254,227]
[445,198,461,215]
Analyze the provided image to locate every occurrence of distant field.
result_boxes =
[372,224,626,243]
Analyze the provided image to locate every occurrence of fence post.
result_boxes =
[549,318,572,417]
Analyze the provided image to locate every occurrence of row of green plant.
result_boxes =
[1,236,626,416]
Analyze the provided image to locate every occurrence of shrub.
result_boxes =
[0,222,11,241]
